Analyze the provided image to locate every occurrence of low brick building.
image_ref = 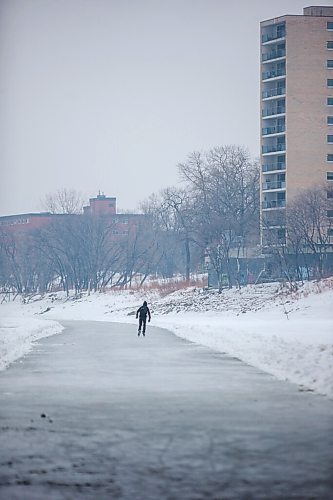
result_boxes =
[0,193,145,237]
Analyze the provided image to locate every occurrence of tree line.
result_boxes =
[264,185,333,285]
[0,144,332,297]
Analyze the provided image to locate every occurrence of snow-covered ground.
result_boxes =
[0,318,63,371]
[0,279,332,398]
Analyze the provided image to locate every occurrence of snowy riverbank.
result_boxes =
[0,318,63,371]
[0,279,332,398]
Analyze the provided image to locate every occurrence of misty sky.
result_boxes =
[0,0,327,215]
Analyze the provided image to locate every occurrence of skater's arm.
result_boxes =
[147,307,151,322]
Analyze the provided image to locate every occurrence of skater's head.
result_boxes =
[143,300,147,306]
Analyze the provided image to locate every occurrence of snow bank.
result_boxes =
[152,281,333,398]
[0,318,64,370]
[153,313,333,399]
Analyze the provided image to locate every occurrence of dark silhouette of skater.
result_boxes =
[136,301,151,336]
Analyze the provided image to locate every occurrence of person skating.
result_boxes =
[136,301,151,336]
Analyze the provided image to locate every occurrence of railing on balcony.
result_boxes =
[262,143,286,154]
[262,221,286,229]
[262,68,286,80]
[262,162,286,172]
[262,87,286,99]
[262,106,285,117]
[262,125,285,136]
[262,48,286,62]
[262,31,286,44]
[262,200,286,209]
[262,181,286,190]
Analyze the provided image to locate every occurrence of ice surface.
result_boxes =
[0,279,332,397]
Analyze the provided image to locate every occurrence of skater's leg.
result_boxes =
[142,318,147,335]
[138,317,143,335]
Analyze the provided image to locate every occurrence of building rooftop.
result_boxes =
[261,5,333,25]
[304,6,333,17]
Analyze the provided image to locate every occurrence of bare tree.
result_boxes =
[261,185,333,285]
[41,188,84,214]
[0,229,23,295]
[114,216,163,288]
[0,228,51,296]
[141,195,182,278]
[141,190,201,280]
[287,185,333,279]
[178,145,260,290]
[37,214,126,295]
[159,187,197,281]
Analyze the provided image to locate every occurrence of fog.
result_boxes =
[0,0,326,215]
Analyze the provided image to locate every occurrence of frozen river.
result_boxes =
[0,321,332,499]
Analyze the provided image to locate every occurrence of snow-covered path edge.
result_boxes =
[152,314,333,399]
[0,318,64,371]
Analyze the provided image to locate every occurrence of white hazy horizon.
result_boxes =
[0,0,326,216]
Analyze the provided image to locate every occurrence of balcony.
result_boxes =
[262,221,286,229]
[262,68,286,81]
[262,162,286,173]
[262,31,286,44]
[262,106,285,118]
[262,87,286,99]
[262,143,286,154]
[262,48,286,62]
[262,125,285,136]
[262,180,286,191]
[262,200,286,209]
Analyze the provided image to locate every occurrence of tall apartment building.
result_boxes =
[260,5,333,248]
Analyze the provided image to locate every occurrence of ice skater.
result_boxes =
[136,301,151,336]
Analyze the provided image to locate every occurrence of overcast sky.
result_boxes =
[0,0,327,215]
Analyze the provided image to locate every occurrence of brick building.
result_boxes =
[83,193,116,216]
[0,193,145,237]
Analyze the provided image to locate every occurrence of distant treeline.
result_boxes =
[0,145,332,296]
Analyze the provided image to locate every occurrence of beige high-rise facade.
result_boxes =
[260,5,333,248]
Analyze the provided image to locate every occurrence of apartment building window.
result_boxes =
[327,191,333,199]
[328,154,333,162]
[327,172,333,180]
[328,228,333,236]
[328,22,333,30]
[328,116,333,125]
[328,79,333,87]
[276,23,285,38]
[277,228,286,244]
[328,135,333,143]
[327,210,333,218]
[328,41,333,50]
[328,60,333,69]
[328,97,333,105]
